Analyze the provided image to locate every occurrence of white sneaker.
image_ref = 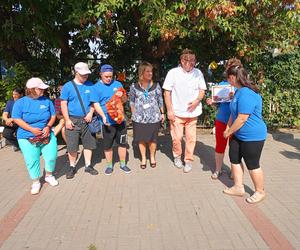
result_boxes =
[31,182,41,195]
[174,157,183,169]
[211,170,222,180]
[183,163,192,173]
[45,175,59,186]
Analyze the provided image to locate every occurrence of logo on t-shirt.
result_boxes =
[40,105,47,109]
[85,90,90,94]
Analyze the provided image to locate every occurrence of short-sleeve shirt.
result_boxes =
[60,80,94,117]
[90,80,124,125]
[163,66,207,118]
[230,87,267,141]
[216,81,232,124]
[12,96,56,139]
[4,99,15,115]
[129,82,164,123]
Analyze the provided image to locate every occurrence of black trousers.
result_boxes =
[3,125,18,148]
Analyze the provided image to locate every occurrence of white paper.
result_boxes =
[211,85,234,103]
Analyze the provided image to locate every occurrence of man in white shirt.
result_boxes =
[163,49,207,173]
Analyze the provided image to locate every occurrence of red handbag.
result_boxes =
[28,135,50,146]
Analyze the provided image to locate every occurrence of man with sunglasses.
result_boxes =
[163,49,207,173]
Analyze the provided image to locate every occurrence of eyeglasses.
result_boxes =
[182,58,196,63]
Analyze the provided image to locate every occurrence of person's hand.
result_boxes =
[206,98,213,106]
[229,91,234,99]
[42,126,51,137]
[161,113,165,123]
[102,115,109,126]
[58,118,65,126]
[167,110,175,122]
[31,127,43,136]
[65,119,74,130]
[5,118,14,127]
[187,99,200,112]
[84,112,93,123]
[223,128,231,139]
[116,90,123,97]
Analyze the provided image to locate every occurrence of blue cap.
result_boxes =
[100,64,113,73]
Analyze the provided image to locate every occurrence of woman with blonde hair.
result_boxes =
[129,62,165,169]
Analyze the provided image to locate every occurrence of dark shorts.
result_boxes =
[229,135,265,170]
[132,121,160,143]
[65,116,96,152]
[102,122,128,150]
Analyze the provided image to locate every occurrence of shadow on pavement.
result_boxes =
[271,130,300,160]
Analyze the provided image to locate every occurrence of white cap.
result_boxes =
[74,62,91,75]
[26,77,49,89]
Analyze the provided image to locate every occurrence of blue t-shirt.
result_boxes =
[60,80,94,117]
[4,99,15,115]
[90,80,123,125]
[215,81,231,124]
[12,96,56,139]
[230,87,267,141]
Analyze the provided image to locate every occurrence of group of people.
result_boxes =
[3,48,266,204]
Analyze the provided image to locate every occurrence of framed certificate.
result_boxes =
[211,85,234,103]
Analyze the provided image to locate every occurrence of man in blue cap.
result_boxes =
[91,64,131,175]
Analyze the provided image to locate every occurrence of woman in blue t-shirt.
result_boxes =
[223,65,267,204]
[12,78,58,195]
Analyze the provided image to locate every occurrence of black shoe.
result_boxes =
[66,167,76,179]
[85,166,98,175]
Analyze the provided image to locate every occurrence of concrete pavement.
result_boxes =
[0,129,299,250]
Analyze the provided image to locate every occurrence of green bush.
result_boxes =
[258,49,300,128]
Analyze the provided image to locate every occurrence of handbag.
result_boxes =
[88,115,102,134]
[71,81,102,134]
[28,134,50,146]
[105,87,126,124]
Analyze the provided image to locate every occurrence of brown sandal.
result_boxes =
[140,164,146,169]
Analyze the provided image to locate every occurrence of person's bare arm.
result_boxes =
[2,112,14,126]
[61,100,74,130]
[224,114,249,138]
[187,89,205,112]
[13,118,42,136]
[164,90,175,122]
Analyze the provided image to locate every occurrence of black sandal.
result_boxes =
[150,162,157,168]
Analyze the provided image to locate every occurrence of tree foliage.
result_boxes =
[0,0,299,127]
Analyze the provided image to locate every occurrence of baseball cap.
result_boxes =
[74,62,91,75]
[100,64,113,73]
[26,77,49,89]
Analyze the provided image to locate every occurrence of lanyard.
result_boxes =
[144,81,151,99]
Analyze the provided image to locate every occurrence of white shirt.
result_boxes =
[163,66,207,117]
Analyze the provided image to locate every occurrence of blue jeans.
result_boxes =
[18,133,58,180]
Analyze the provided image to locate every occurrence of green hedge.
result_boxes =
[258,49,300,128]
